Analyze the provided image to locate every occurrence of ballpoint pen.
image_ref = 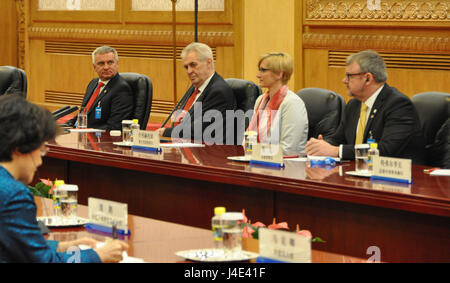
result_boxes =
[112,222,118,239]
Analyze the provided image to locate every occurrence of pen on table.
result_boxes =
[112,222,118,239]
[283,155,299,159]
[424,168,440,174]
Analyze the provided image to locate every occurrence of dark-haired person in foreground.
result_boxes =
[0,94,128,262]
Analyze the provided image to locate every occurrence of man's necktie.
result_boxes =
[355,103,368,144]
[173,88,199,126]
[183,88,199,112]
[84,82,105,113]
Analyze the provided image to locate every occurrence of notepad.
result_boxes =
[69,128,105,133]
[430,169,450,176]
[79,243,145,263]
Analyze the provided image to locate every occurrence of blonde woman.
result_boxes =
[247,52,308,156]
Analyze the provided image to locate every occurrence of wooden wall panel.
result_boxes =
[16,0,450,123]
[0,0,18,67]
[301,0,450,97]
[21,0,242,124]
[242,0,296,90]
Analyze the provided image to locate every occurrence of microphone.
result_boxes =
[160,88,193,128]
[52,106,70,116]
[53,106,79,120]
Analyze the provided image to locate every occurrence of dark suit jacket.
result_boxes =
[163,73,236,144]
[326,84,425,164]
[69,73,133,130]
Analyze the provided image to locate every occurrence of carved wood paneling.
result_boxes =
[29,27,234,47]
[329,51,450,71]
[151,100,177,115]
[45,90,84,105]
[44,41,217,60]
[303,33,450,53]
[306,0,450,21]
[16,0,26,69]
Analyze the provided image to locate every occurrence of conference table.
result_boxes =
[36,197,366,263]
[38,131,450,263]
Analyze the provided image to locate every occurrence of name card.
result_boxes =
[249,144,284,168]
[87,197,129,235]
[258,228,311,263]
[371,156,412,184]
[132,130,161,152]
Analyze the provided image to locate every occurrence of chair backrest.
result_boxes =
[121,73,153,130]
[0,66,27,97]
[225,78,261,113]
[225,78,261,145]
[411,92,450,146]
[296,87,345,140]
[411,91,450,168]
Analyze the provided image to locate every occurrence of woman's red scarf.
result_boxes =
[247,85,288,142]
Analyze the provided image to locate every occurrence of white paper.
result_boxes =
[430,169,450,176]
[79,243,145,263]
[69,128,106,133]
[160,143,205,148]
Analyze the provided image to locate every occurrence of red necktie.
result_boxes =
[84,82,105,113]
[173,88,199,126]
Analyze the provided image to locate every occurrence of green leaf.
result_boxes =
[312,237,326,243]
[28,182,52,198]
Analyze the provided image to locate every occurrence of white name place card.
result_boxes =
[132,130,161,151]
[371,156,412,184]
[250,144,284,168]
[258,228,311,263]
[88,197,129,234]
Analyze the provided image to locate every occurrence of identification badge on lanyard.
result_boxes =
[95,102,102,120]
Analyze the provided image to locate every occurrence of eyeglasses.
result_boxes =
[258,67,272,73]
[40,145,49,157]
[345,72,367,80]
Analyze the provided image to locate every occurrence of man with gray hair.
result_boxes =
[67,45,133,130]
[158,42,236,144]
[306,50,425,163]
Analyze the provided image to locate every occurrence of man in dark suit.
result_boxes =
[68,46,133,130]
[158,42,236,144]
[306,50,425,164]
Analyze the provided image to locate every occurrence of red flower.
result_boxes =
[296,224,312,239]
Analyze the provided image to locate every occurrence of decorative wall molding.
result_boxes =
[16,0,26,70]
[329,50,450,71]
[306,0,450,21]
[45,90,84,105]
[44,41,217,60]
[303,33,450,53]
[29,27,234,46]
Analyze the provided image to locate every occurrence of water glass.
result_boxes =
[122,120,133,145]
[77,107,87,129]
[355,144,370,173]
[221,212,244,257]
[59,185,78,223]
[244,131,258,157]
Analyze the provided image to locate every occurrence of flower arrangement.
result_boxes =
[28,179,57,199]
[240,209,325,243]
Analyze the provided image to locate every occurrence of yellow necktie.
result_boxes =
[355,103,368,144]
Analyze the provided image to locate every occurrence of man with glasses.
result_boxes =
[66,46,133,130]
[306,50,425,164]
